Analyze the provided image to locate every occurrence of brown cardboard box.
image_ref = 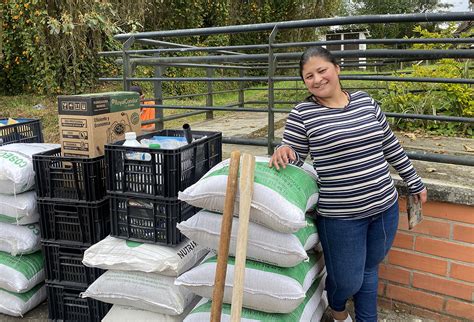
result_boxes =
[58,92,142,157]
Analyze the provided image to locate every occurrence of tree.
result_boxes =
[351,0,451,39]
[1,0,344,95]
[227,0,344,46]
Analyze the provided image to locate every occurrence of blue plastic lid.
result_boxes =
[151,135,187,142]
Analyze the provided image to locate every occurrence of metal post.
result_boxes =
[122,36,135,90]
[153,55,164,130]
[267,26,278,155]
[239,69,245,108]
[206,68,214,120]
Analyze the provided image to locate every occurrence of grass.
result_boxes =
[0,77,421,143]
[0,66,471,142]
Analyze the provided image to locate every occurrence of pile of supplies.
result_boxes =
[0,143,59,317]
[177,156,327,321]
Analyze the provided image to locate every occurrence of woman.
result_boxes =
[269,47,427,322]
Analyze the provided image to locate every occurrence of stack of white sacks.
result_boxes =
[176,156,328,321]
[80,236,208,321]
[0,143,59,317]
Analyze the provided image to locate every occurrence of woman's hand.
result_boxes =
[268,145,296,170]
[412,188,428,204]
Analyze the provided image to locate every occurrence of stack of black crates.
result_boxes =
[33,148,112,321]
[105,130,222,245]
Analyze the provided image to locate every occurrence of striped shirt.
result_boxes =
[282,91,425,219]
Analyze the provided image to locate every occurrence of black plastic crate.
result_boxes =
[46,283,111,322]
[38,198,110,246]
[33,148,106,202]
[105,129,222,198]
[43,242,105,288]
[110,193,197,245]
[0,118,43,146]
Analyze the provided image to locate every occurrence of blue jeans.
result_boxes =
[316,200,399,322]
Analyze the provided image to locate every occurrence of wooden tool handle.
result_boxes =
[230,153,255,321]
[210,150,241,322]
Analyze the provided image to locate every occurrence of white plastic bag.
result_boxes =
[184,274,326,321]
[0,283,46,317]
[178,156,319,233]
[0,143,60,194]
[310,290,328,322]
[0,191,38,224]
[177,210,318,267]
[0,223,41,256]
[82,270,195,315]
[102,297,200,322]
[175,251,325,313]
[0,251,45,293]
[83,236,207,276]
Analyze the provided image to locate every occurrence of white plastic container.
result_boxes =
[123,132,150,161]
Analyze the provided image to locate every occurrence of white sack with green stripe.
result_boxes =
[0,223,41,256]
[178,156,319,233]
[81,270,195,315]
[0,283,46,317]
[177,210,318,267]
[175,251,325,313]
[102,297,200,322]
[82,236,207,276]
[312,290,328,322]
[0,251,44,293]
[0,191,38,225]
[0,143,60,195]
[184,274,326,321]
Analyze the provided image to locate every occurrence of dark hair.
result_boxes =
[129,85,143,96]
[299,46,338,80]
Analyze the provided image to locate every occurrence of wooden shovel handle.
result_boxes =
[210,150,241,322]
[230,153,255,321]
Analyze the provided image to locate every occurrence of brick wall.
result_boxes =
[378,197,474,321]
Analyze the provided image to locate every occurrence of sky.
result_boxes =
[444,0,471,11]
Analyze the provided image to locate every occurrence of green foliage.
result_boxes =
[125,0,343,97]
[1,0,343,96]
[1,0,121,95]
[227,0,343,46]
[379,25,473,137]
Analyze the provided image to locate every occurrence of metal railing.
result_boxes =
[99,12,474,166]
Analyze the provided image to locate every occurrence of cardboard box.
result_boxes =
[58,92,142,157]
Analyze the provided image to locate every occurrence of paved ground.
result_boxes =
[1,111,471,321]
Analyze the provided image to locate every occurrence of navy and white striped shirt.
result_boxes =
[282,91,425,219]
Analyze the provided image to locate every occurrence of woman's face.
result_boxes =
[302,56,341,99]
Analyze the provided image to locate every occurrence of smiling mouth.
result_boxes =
[313,82,328,89]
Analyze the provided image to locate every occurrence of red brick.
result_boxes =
[393,231,414,250]
[451,263,474,283]
[386,284,444,311]
[398,213,450,239]
[423,202,474,224]
[398,213,409,230]
[412,272,474,301]
[388,249,448,276]
[453,224,474,243]
[379,263,411,285]
[415,236,474,263]
[378,281,385,296]
[398,196,407,212]
[412,219,450,238]
[445,299,474,320]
